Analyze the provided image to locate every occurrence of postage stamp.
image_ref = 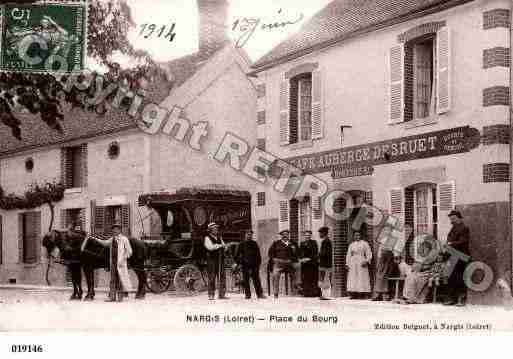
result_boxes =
[0,1,87,73]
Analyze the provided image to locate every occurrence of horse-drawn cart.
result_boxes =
[138,187,252,295]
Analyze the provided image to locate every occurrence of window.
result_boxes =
[25,158,34,172]
[406,36,436,119]
[257,192,265,206]
[290,73,312,144]
[92,203,131,237]
[407,35,436,120]
[279,64,323,146]
[108,141,120,159]
[389,26,450,124]
[161,206,192,240]
[20,211,41,264]
[61,208,85,230]
[62,144,87,189]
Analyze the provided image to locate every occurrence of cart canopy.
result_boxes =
[138,187,251,208]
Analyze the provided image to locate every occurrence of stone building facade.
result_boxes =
[250,0,512,304]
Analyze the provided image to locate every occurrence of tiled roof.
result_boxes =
[252,0,473,71]
[0,77,171,157]
[0,46,225,157]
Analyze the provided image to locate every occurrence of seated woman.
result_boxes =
[403,253,447,304]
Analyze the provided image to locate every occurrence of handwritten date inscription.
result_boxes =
[139,23,176,42]
[232,9,304,47]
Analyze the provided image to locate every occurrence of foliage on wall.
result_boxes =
[0,182,65,211]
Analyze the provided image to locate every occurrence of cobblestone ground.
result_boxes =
[2,287,513,332]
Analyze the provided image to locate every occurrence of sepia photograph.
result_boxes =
[1,0,513,355]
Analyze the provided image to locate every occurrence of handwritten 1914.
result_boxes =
[139,22,176,42]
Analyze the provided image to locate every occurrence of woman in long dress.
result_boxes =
[345,231,372,299]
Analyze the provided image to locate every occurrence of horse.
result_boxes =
[42,229,148,301]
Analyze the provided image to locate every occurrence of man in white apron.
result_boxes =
[100,223,133,302]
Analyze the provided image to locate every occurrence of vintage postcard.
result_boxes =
[2,0,513,351]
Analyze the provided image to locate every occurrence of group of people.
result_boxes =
[267,227,333,299]
[205,210,471,307]
[347,209,471,306]
[204,222,333,300]
[93,209,470,306]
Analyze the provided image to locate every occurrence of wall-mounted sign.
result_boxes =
[331,165,374,179]
[282,126,480,175]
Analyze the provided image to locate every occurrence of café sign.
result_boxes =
[282,126,480,177]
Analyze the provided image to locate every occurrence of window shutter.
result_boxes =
[312,197,323,237]
[60,209,67,229]
[279,200,289,231]
[312,69,323,139]
[81,143,88,188]
[61,148,72,188]
[313,197,322,219]
[93,204,106,236]
[437,181,455,243]
[390,188,404,217]
[79,208,86,230]
[35,212,41,262]
[389,188,405,253]
[279,80,290,146]
[389,45,405,124]
[436,26,451,114]
[18,214,23,264]
[121,204,131,236]
[23,212,40,264]
[23,213,35,264]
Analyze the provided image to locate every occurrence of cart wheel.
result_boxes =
[146,268,172,294]
[173,264,205,293]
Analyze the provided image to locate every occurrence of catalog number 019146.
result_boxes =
[10,344,43,353]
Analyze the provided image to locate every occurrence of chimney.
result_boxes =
[197,0,229,55]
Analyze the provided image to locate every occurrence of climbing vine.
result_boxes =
[0,182,64,210]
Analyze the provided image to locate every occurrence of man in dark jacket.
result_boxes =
[299,230,321,297]
[268,230,299,298]
[235,229,265,299]
[318,226,332,300]
[444,210,470,306]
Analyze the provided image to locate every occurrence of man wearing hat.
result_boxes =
[318,226,332,300]
[234,229,265,299]
[444,210,470,306]
[268,229,299,298]
[204,222,228,300]
[98,222,133,302]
